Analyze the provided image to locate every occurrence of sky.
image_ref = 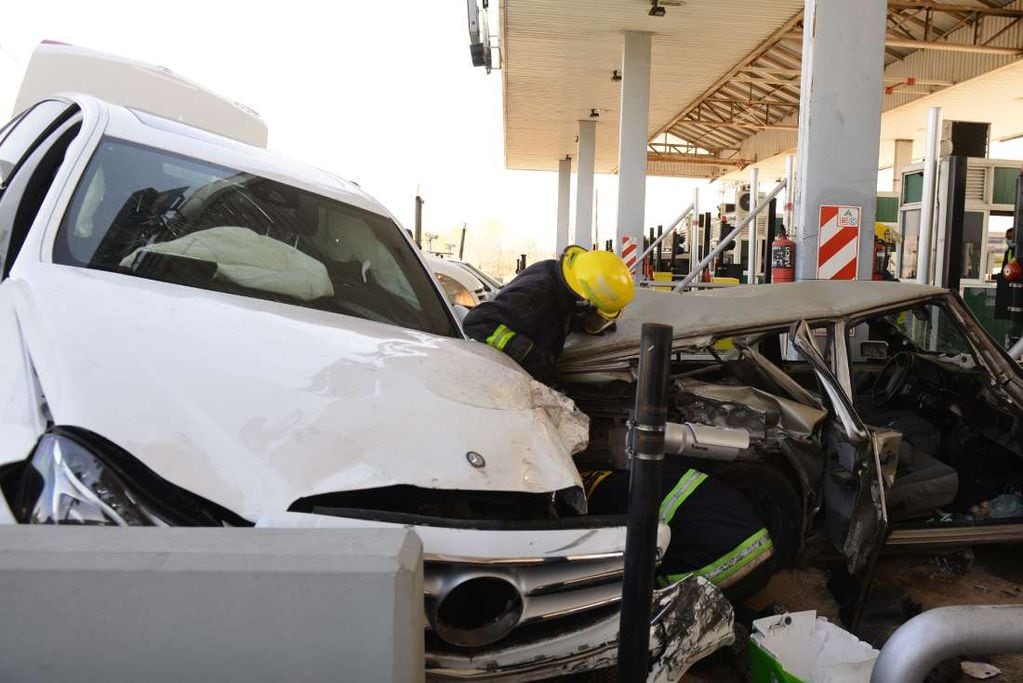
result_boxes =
[0,1,703,279]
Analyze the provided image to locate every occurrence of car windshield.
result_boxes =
[880,303,974,359]
[53,138,457,337]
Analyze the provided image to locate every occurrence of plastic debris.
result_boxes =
[750,611,878,682]
[988,493,1023,519]
[961,660,1001,679]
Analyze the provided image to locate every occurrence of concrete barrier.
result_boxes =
[0,526,423,682]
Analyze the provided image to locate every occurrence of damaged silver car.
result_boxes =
[561,282,1023,578]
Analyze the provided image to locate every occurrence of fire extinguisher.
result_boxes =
[771,230,796,283]
[872,237,889,281]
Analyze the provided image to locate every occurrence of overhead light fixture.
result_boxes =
[649,1,666,17]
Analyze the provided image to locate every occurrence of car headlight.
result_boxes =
[26,433,166,525]
[13,429,247,527]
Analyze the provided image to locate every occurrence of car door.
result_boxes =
[791,320,888,573]
[0,99,80,277]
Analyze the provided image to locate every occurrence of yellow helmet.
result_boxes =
[560,246,635,320]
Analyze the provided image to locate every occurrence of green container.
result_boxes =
[749,640,804,683]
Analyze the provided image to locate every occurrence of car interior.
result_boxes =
[851,302,1023,527]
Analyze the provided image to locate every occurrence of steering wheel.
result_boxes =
[871,351,915,407]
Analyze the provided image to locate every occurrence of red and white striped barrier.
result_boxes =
[817,205,861,280]
[621,236,639,272]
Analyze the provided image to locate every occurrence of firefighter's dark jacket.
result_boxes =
[462,260,580,384]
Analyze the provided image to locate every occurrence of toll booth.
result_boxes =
[896,157,1022,340]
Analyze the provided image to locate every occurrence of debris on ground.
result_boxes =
[750,611,877,682]
[961,660,1002,679]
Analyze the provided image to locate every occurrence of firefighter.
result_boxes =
[584,461,774,598]
[462,245,635,384]
[464,246,773,598]
[996,228,1016,320]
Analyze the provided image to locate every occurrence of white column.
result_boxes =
[615,31,653,275]
[794,0,886,280]
[917,107,942,284]
[691,186,700,268]
[556,156,572,255]
[575,121,596,247]
[892,139,913,195]
[784,155,795,235]
[747,167,759,284]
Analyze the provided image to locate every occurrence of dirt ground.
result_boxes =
[686,545,1023,681]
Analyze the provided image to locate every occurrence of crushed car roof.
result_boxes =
[562,280,946,365]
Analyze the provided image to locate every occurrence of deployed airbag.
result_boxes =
[120,226,334,301]
[677,379,827,440]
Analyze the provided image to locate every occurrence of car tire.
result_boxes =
[714,461,803,570]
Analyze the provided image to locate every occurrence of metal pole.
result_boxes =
[1009,169,1023,347]
[458,223,467,260]
[676,179,787,291]
[630,203,694,274]
[872,606,1023,683]
[747,167,760,284]
[616,323,672,682]
[765,198,778,283]
[414,195,424,248]
[917,107,942,284]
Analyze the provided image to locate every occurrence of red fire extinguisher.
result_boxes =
[872,237,889,281]
[771,231,796,283]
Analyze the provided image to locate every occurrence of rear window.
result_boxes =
[53,138,457,337]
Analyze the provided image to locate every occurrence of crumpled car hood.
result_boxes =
[11,266,588,520]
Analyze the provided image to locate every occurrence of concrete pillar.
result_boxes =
[747,166,759,284]
[892,139,913,194]
[794,0,886,280]
[557,155,572,254]
[615,31,653,271]
[575,120,596,247]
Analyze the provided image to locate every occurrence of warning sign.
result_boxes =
[817,205,861,280]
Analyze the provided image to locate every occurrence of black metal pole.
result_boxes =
[1011,170,1023,347]
[458,223,467,260]
[414,195,424,248]
[765,198,778,283]
[617,323,673,682]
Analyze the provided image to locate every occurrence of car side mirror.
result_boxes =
[859,340,889,360]
[0,159,13,189]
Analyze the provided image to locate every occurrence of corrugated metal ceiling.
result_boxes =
[501,0,1023,179]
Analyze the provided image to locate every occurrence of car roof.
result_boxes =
[562,280,946,365]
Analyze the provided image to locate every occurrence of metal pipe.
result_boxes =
[871,605,1023,683]
[458,223,467,260]
[664,422,748,461]
[917,107,941,285]
[630,202,694,273]
[675,179,786,291]
[747,167,759,284]
[617,323,673,682]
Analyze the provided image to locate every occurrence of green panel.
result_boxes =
[876,196,899,223]
[963,286,1009,348]
[903,172,924,204]
[993,167,1019,206]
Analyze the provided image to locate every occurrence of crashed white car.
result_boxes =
[0,94,733,680]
